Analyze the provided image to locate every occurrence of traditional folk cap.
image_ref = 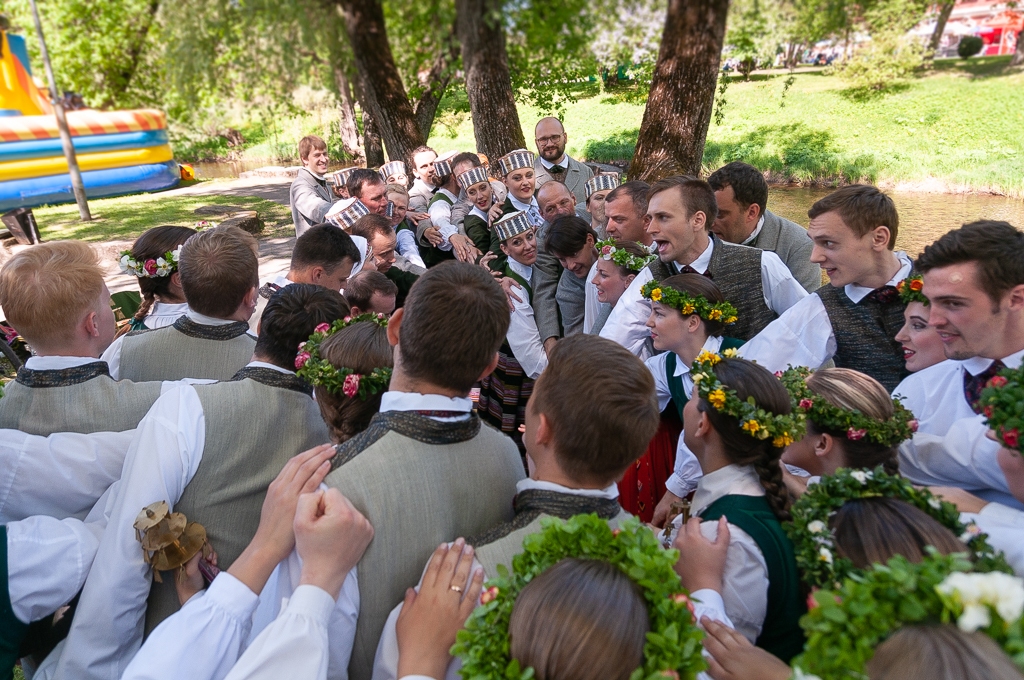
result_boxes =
[385,200,395,219]
[494,210,533,242]
[586,173,621,199]
[378,160,406,181]
[457,166,489,191]
[497,149,536,177]
[327,198,370,228]
[329,167,358,188]
[433,150,459,179]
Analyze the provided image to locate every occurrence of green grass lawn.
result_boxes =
[30,190,294,243]
[425,56,1024,196]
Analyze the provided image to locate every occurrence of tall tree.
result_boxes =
[456,0,526,159]
[335,0,425,162]
[1013,26,1024,66]
[629,0,730,179]
[927,1,955,56]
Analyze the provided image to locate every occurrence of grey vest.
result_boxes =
[119,316,256,382]
[649,236,777,341]
[816,285,909,392]
[0,362,162,434]
[471,489,630,577]
[144,367,329,632]
[555,269,586,336]
[325,410,525,680]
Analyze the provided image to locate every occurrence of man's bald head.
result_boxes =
[535,117,568,163]
[537,180,576,223]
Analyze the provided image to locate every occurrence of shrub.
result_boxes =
[958,36,984,59]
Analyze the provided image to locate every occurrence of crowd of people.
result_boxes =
[0,114,1022,680]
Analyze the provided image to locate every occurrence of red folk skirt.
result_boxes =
[618,407,682,522]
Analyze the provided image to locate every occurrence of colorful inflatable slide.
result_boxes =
[0,29,179,211]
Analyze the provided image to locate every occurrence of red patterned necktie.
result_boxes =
[962,359,1006,415]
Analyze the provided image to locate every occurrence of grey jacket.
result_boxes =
[534,155,594,213]
[749,210,821,292]
[290,168,334,236]
[531,204,593,342]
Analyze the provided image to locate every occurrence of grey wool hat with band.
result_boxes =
[494,210,534,242]
[497,149,536,177]
[457,166,490,191]
[586,173,620,199]
[327,198,370,228]
[378,161,406,181]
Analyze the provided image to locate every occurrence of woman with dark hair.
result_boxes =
[117,225,196,333]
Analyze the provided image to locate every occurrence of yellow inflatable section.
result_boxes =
[0,144,174,182]
[0,31,51,116]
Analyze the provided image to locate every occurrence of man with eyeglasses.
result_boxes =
[533,117,594,209]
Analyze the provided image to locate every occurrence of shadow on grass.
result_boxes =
[703,123,879,183]
[931,55,1014,78]
[581,130,639,163]
[837,81,913,102]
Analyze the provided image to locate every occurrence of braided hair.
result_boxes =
[697,358,793,521]
[126,225,196,326]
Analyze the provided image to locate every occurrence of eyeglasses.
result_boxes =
[535,135,564,145]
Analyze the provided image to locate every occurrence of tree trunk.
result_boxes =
[101,0,161,108]
[363,107,385,168]
[413,25,460,141]
[927,2,955,57]
[333,64,364,161]
[1012,28,1024,66]
[456,0,526,160]
[334,0,425,162]
[628,0,730,180]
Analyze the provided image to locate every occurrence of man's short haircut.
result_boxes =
[808,184,899,248]
[917,220,1024,304]
[410,145,436,160]
[291,224,361,273]
[0,240,104,345]
[452,152,481,169]
[255,283,350,369]
[648,176,719,228]
[398,261,510,394]
[298,135,327,162]
[536,180,573,206]
[605,180,651,218]
[707,161,769,218]
[344,270,398,310]
[546,216,597,258]
[179,225,259,318]
[347,168,385,199]
[532,335,660,485]
[349,214,395,241]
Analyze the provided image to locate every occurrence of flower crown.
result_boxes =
[594,239,656,274]
[896,272,928,305]
[452,514,706,680]
[785,466,1008,590]
[118,245,183,279]
[691,350,805,448]
[978,364,1024,453]
[294,313,392,400]
[641,281,738,325]
[794,552,1024,679]
[194,220,215,231]
[778,366,919,448]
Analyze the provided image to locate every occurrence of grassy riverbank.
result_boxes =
[179,56,1024,197]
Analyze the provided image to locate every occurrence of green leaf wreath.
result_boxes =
[785,466,1010,590]
[794,551,1024,679]
[294,313,392,400]
[978,364,1024,454]
[895,272,928,306]
[452,514,706,680]
[595,239,657,273]
[641,281,738,325]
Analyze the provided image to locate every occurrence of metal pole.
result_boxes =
[28,0,91,221]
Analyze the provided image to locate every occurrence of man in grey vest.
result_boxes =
[54,284,348,680]
[532,117,594,211]
[103,225,259,382]
[0,240,164,435]
[324,262,525,680]
[707,162,820,292]
[371,335,660,678]
[601,176,808,355]
[543,216,599,338]
[291,134,336,236]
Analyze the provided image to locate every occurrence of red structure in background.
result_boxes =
[945,0,1022,55]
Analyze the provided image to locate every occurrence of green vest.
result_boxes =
[420,193,457,269]
[502,265,534,303]
[0,526,27,680]
[663,337,744,419]
[700,494,806,663]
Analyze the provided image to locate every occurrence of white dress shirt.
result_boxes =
[426,188,458,250]
[895,349,1024,508]
[141,302,190,330]
[738,252,913,373]
[396,224,426,270]
[505,258,548,379]
[102,309,244,380]
[600,238,807,357]
[739,216,766,246]
[379,391,473,421]
[665,464,770,645]
[582,259,601,334]
[962,503,1024,576]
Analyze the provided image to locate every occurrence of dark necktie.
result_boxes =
[548,164,566,174]
[679,265,713,280]
[865,285,900,305]
[963,359,1006,415]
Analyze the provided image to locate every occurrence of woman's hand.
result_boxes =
[701,618,791,680]
[673,516,730,594]
[487,203,504,225]
[423,227,443,247]
[396,540,484,680]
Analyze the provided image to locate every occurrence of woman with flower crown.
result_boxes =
[116,225,196,334]
[585,238,654,336]
[646,274,743,527]
[894,272,946,373]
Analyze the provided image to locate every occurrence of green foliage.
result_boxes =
[725,0,773,78]
[835,0,929,92]
[958,36,984,59]
[979,365,1024,453]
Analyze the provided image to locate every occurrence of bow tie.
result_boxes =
[963,359,1006,415]
[547,164,566,174]
[864,285,900,305]
[679,265,713,280]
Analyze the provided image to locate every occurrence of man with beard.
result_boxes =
[532,117,593,209]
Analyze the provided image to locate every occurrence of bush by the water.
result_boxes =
[958,36,984,59]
